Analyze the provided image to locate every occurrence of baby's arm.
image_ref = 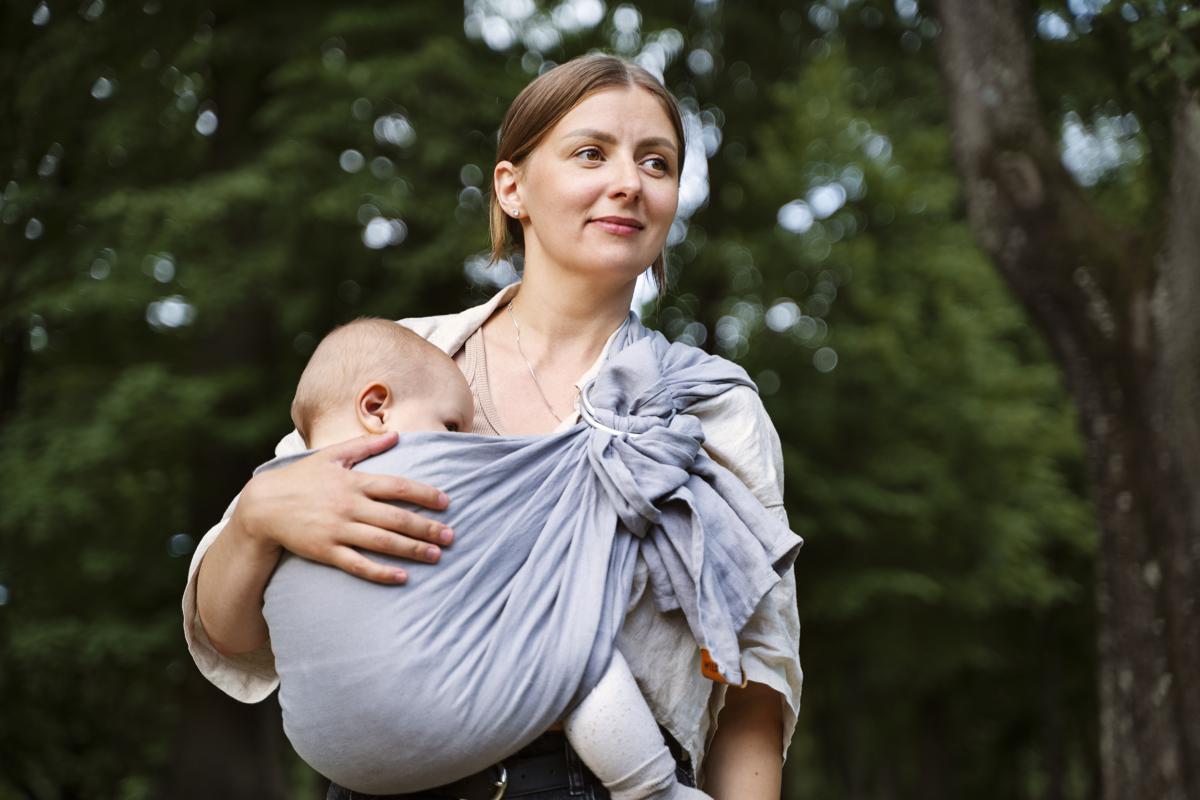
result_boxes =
[563,651,711,800]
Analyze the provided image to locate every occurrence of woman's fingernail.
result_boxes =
[425,545,440,562]
[438,492,450,507]
[394,570,407,583]
[439,528,454,545]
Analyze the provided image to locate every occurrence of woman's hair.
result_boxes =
[489,54,686,294]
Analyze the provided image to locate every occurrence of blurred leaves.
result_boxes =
[1124,1,1200,86]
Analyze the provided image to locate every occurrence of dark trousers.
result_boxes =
[325,729,697,800]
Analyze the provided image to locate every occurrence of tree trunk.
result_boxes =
[929,3,1200,799]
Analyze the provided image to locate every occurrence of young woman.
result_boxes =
[184,54,801,800]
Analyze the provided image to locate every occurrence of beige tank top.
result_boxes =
[452,327,504,436]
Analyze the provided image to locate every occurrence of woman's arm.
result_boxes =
[701,681,784,799]
[686,387,799,795]
[194,432,454,656]
[195,513,281,656]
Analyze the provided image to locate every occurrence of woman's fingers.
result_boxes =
[328,516,451,584]
[330,433,451,512]
[324,432,400,469]
[353,498,451,553]
[357,471,450,512]
[328,541,410,585]
[344,516,444,563]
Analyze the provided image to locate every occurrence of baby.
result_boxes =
[277,317,710,800]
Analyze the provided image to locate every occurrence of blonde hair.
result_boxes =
[290,318,448,444]
[489,54,686,294]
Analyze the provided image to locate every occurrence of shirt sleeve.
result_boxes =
[689,386,803,763]
[180,430,308,702]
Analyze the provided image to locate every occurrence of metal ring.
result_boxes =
[578,380,635,437]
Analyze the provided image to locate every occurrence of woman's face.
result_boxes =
[501,87,681,286]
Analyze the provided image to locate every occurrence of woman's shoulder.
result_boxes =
[619,325,784,507]
[689,382,786,510]
[394,312,458,350]
[396,285,520,355]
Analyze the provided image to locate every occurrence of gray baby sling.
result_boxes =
[261,315,803,795]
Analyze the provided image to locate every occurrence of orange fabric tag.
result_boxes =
[700,648,746,686]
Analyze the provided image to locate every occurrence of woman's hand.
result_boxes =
[195,432,452,656]
[233,432,454,584]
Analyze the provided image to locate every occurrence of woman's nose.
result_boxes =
[608,158,642,200]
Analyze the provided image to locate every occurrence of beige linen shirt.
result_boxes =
[182,283,803,773]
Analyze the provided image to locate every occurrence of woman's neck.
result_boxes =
[507,268,636,367]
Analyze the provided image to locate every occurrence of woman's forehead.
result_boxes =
[549,87,677,142]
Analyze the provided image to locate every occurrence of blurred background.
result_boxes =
[3,1,1198,798]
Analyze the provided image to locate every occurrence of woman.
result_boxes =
[184,54,801,799]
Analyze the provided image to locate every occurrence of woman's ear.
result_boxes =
[494,160,523,217]
[356,382,392,433]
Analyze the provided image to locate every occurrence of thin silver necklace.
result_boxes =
[506,301,563,423]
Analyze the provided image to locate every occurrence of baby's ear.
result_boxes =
[356,382,391,432]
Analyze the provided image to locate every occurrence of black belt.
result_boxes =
[329,729,693,800]
[330,733,606,799]
[419,752,575,799]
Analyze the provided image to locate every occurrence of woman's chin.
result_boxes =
[565,255,656,283]
[577,240,661,273]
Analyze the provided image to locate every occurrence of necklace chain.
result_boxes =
[506,301,563,423]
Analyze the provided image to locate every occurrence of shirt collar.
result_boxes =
[398,281,633,432]
[399,282,521,359]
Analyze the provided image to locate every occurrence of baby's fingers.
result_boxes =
[328,541,409,585]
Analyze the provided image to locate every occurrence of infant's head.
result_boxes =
[291,318,474,449]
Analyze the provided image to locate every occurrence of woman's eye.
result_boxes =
[644,156,670,174]
[576,147,603,162]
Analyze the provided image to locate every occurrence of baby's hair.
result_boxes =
[291,317,448,444]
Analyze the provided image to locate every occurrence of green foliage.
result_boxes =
[1123,1,1200,86]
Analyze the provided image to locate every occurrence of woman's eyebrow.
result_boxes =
[563,128,678,153]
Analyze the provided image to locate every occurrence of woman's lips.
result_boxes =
[591,219,643,236]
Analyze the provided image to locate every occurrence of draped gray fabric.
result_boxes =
[260,315,803,795]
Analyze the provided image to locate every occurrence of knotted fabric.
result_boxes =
[260,313,803,795]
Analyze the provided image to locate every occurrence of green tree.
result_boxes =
[931,2,1200,797]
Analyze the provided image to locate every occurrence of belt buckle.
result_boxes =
[457,763,506,800]
[489,764,507,799]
